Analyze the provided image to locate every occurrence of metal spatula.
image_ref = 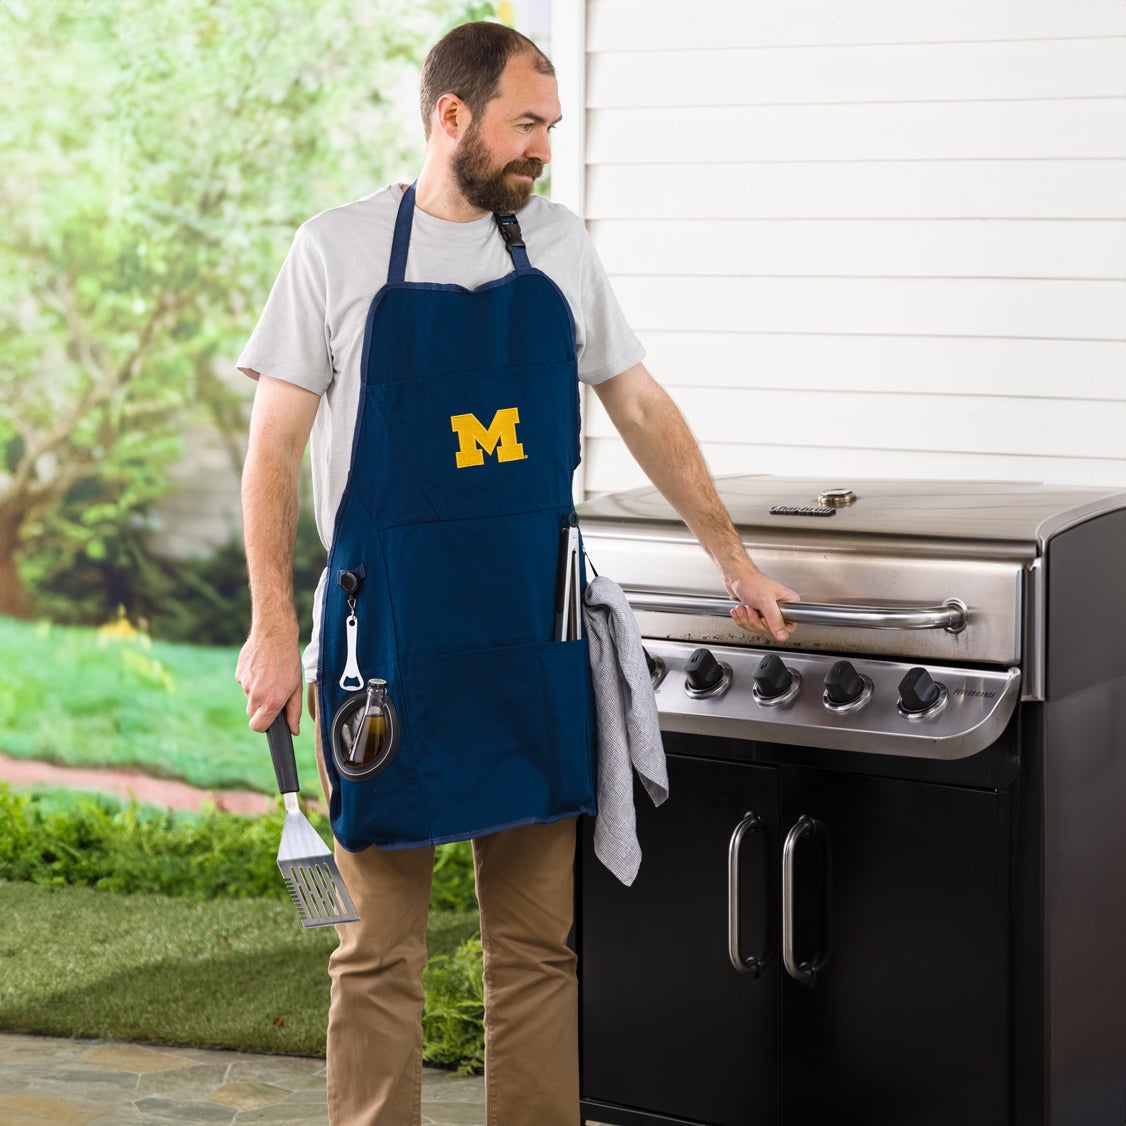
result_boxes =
[267,714,360,928]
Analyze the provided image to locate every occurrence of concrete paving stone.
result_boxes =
[97,1103,241,1126]
[0,1068,33,1093]
[230,1102,328,1124]
[136,1064,229,1100]
[420,1107,487,1126]
[225,1057,327,1090]
[203,1081,294,1111]
[132,1095,236,1123]
[1,1075,139,1108]
[0,1062,87,1088]
[46,1066,141,1092]
[255,1089,333,1107]
[422,1075,486,1103]
[0,1035,61,1061]
[143,1046,241,1065]
[86,1112,201,1126]
[0,1093,102,1124]
[0,1062,56,1089]
[82,1045,197,1075]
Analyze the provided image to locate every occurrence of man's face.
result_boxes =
[452,53,562,214]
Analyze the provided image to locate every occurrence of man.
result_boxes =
[236,21,797,1126]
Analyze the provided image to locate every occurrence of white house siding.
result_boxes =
[572,0,1126,495]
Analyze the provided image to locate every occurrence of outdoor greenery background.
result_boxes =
[0,0,505,1069]
[0,0,493,629]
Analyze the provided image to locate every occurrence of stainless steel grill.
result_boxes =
[575,475,1126,1126]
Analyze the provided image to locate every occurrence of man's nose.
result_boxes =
[526,129,551,164]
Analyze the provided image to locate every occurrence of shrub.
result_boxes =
[0,785,480,916]
[0,785,286,898]
[422,937,485,1075]
[431,840,478,912]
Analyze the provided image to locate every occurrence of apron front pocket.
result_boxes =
[399,637,595,840]
[380,509,567,660]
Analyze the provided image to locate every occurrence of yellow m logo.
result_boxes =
[450,407,526,468]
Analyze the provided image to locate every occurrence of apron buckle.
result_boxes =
[494,212,526,250]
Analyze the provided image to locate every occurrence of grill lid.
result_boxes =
[578,476,1126,552]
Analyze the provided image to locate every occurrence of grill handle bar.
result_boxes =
[727,811,766,977]
[624,591,967,632]
[782,815,830,986]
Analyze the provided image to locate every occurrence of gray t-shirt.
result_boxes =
[238,184,645,681]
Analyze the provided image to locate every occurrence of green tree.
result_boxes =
[0,0,481,618]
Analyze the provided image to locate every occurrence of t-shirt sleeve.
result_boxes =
[573,222,646,387]
[237,223,333,394]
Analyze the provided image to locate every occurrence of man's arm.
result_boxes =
[593,363,799,641]
[235,375,321,734]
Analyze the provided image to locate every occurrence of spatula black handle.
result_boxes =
[267,713,300,795]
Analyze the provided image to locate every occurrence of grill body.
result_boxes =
[575,476,1126,1126]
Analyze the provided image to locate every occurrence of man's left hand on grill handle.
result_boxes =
[725,564,800,643]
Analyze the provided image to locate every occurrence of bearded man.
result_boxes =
[236,20,796,1125]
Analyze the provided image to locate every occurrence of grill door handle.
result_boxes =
[782,815,830,986]
[625,592,966,633]
[727,811,766,977]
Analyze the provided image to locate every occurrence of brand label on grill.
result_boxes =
[769,505,836,517]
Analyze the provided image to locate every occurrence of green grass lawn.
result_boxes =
[0,788,486,1068]
[0,615,319,797]
[0,882,480,1056]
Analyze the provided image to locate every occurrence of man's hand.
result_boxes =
[235,624,304,735]
[725,564,800,643]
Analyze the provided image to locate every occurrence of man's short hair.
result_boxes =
[420,20,554,138]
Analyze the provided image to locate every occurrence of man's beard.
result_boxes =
[452,125,543,214]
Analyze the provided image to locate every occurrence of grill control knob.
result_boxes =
[824,660,867,707]
[898,667,946,717]
[685,648,726,694]
[754,654,793,698]
[644,646,667,690]
[752,653,801,706]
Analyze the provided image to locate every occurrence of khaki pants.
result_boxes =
[310,686,581,1126]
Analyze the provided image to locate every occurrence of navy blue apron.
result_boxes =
[317,184,595,851]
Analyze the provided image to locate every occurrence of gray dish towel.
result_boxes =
[582,575,668,886]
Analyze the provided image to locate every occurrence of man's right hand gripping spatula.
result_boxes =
[267,714,360,929]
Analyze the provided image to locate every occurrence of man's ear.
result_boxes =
[434,92,471,141]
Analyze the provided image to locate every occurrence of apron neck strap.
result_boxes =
[388,183,534,284]
[387,183,417,285]
[494,213,532,273]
